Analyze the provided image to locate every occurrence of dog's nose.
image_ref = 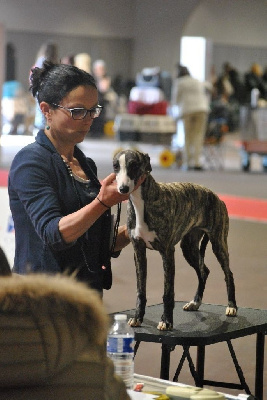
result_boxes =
[119,185,130,194]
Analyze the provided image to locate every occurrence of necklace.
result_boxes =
[61,156,89,183]
[61,156,96,274]
[61,157,73,177]
[72,171,90,183]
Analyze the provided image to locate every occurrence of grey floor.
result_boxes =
[1,132,267,398]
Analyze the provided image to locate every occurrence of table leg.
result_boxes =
[196,345,205,387]
[173,346,188,382]
[255,332,265,400]
[160,344,173,380]
[134,340,141,358]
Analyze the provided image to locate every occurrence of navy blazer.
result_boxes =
[8,130,112,291]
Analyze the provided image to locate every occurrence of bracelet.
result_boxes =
[96,196,110,209]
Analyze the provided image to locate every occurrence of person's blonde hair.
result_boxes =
[251,63,262,77]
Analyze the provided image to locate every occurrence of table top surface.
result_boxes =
[118,302,267,346]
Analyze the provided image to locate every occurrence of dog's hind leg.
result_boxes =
[157,247,175,331]
[180,231,210,312]
[129,238,148,327]
[210,233,237,316]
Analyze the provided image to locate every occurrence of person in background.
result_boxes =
[172,64,212,170]
[31,41,59,132]
[8,61,145,294]
[214,62,244,104]
[244,63,266,104]
[60,54,75,66]
[91,59,118,137]
[74,53,92,73]
[92,59,111,94]
[212,62,244,131]
[34,41,59,69]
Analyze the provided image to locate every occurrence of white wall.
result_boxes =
[1,1,267,86]
[132,0,198,76]
[0,0,135,37]
[184,0,267,48]
[132,0,267,77]
[183,0,267,77]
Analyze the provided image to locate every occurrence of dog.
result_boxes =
[113,149,237,331]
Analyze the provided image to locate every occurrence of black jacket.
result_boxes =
[8,130,113,291]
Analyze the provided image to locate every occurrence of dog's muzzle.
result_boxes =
[118,185,130,194]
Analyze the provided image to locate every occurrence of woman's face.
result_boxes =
[47,85,99,146]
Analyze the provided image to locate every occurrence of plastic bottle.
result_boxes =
[107,313,135,390]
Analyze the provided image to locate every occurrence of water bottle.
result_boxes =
[107,314,135,390]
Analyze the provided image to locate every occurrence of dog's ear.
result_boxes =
[143,153,152,173]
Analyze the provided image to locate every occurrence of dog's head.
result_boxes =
[113,149,152,194]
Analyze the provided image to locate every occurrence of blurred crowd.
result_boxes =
[209,62,267,131]
[212,61,267,106]
[2,41,135,137]
[2,38,267,140]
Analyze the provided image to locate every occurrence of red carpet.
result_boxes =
[219,194,267,223]
[0,170,8,187]
[0,170,266,223]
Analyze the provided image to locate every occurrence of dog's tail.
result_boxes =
[200,233,209,258]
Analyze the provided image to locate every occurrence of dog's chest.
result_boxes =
[129,188,157,250]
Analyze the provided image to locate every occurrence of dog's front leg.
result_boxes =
[158,247,175,331]
[129,238,147,327]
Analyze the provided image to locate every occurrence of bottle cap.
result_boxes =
[114,314,127,320]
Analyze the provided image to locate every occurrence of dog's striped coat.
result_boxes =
[113,150,237,330]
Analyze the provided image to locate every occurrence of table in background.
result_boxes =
[119,302,267,400]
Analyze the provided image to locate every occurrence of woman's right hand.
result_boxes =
[97,173,129,207]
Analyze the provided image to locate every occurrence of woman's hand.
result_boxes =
[98,173,129,208]
[98,172,146,206]
[114,224,130,252]
[59,172,147,244]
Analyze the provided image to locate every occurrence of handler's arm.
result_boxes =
[59,173,128,243]
[113,225,130,252]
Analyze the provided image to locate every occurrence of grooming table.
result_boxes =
[117,302,267,400]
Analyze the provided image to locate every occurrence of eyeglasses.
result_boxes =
[52,103,103,120]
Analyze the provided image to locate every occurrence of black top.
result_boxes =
[8,130,113,291]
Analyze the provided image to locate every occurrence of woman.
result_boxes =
[8,61,142,293]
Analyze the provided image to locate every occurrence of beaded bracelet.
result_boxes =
[96,196,110,209]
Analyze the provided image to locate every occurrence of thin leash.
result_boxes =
[110,202,122,255]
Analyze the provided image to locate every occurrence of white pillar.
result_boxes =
[180,36,213,81]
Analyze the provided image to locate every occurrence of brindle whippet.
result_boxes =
[113,149,237,330]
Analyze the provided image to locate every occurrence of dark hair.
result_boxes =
[177,64,190,78]
[30,61,97,105]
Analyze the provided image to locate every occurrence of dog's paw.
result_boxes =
[225,306,237,316]
[157,321,173,331]
[183,300,201,311]
[128,317,142,327]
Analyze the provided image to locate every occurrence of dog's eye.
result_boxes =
[128,160,138,168]
[128,161,140,179]
[113,161,120,172]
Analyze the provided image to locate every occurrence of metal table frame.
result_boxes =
[118,302,267,400]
